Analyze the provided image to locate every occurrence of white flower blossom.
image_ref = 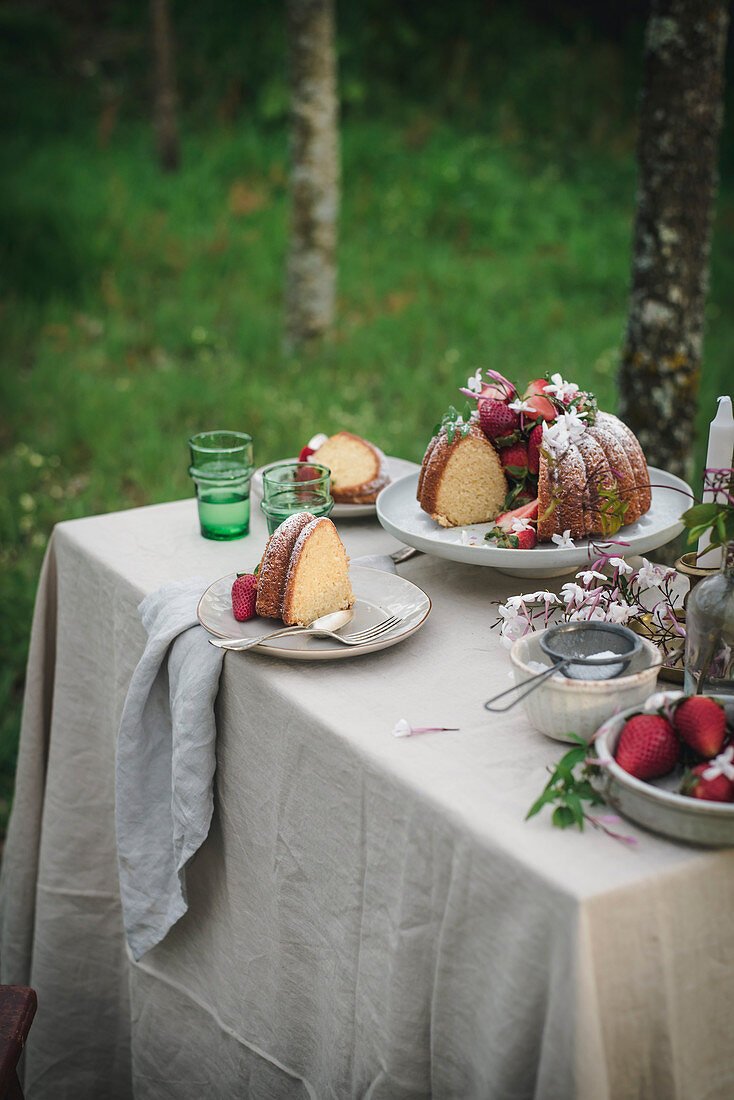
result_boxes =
[544,373,580,403]
[569,604,607,622]
[461,530,483,547]
[643,691,683,713]
[465,368,483,393]
[605,601,632,624]
[703,746,734,782]
[499,612,530,647]
[510,517,534,533]
[507,398,534,413]
[576,569,607,586]
[503,594,528,610]
[609,556,633,574]
[527,590,563,605]
[392,718,412,738]
[637,558,674,589]
[560,581,585,604]
[551,529,576,549]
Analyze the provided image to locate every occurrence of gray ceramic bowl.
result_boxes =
[594,692,734,847]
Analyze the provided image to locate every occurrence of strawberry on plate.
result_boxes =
[478,399,520,443]
[523,393,556,421]
[499,442,529,479]
[672,696,727,758]
[527,424,543,476]
[615,714,680,780]
[232,573,258,621]
[680,761,734,803]
[492,498,539,532]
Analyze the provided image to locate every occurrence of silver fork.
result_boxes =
[209,614,402,651]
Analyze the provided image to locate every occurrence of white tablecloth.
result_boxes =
[1,497,733,1099]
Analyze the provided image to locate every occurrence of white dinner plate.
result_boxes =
[197,564,431,660]
[251,456,420,518]
[376,467,694,578]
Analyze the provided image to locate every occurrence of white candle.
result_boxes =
[697,395,734,567]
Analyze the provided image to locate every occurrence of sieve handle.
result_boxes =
[484,660,569,713]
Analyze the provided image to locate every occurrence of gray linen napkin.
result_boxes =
[115,577,224,960]
[116,554,397,959]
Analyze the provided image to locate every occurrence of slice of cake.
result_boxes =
[255,512,355,626]
[417,419,508,527]
[310,432,390,503]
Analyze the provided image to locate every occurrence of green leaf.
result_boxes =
[565,790,585,829]
[526,741,602,832]
[552,805,576,828]
[717,512,728,545]
[681,502,720,527]
[526,789,558,820]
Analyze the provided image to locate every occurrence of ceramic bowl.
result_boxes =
[509,629,663,743]
[594,692,734,847]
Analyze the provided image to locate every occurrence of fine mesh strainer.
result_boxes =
[484,622,642,713]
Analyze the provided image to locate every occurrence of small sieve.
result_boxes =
[484,622,642,713]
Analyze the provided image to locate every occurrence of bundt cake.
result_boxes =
[255,511,355,626]
[418,373,652,547]
[537,411,652,541]
[417,419,507,527]
[310,432,390,503]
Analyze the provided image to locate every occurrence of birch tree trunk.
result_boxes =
[285,0,339,346]
[151,0,180,172]
[619,0,728,478]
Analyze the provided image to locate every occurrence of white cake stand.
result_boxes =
[376,467,693,578]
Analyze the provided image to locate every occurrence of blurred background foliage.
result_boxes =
[1,0,733,830]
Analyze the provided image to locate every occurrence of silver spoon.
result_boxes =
[208,607,355,651]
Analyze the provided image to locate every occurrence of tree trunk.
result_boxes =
[285,0,339,346]
[151,0,180,172]
[619,0,728,479]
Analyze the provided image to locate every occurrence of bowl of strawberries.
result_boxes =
[594,692,734,846]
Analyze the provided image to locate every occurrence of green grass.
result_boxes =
[2,109,733,833]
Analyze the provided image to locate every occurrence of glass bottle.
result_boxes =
[684,541,734,698]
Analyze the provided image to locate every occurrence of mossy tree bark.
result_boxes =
[150,0,180,172]
[619,0,728,478]
[285,0,339,346]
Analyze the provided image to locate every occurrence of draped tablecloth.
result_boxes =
[1,497,733,1100]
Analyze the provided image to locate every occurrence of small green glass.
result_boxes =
[188,430,254,541]
[260,488,334,535]
[261,461,331,502]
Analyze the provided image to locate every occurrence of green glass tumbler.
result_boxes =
[188,430,254,540]
[261,461,331,502]
[260,488,334,535]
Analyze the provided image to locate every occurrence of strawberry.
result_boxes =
[615,714,680,780]
[680,763,734,803]
[493,498,539,532]
[478,399,520,442]
[524,393,556,421]
[513,528,537,550]
[527,424,543,475]
[298,445,315,461]
[522,378,550,398]
[672,696,727,758]
[499,442,529,478]
[294,464,321,483]
[231,573,258,621]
